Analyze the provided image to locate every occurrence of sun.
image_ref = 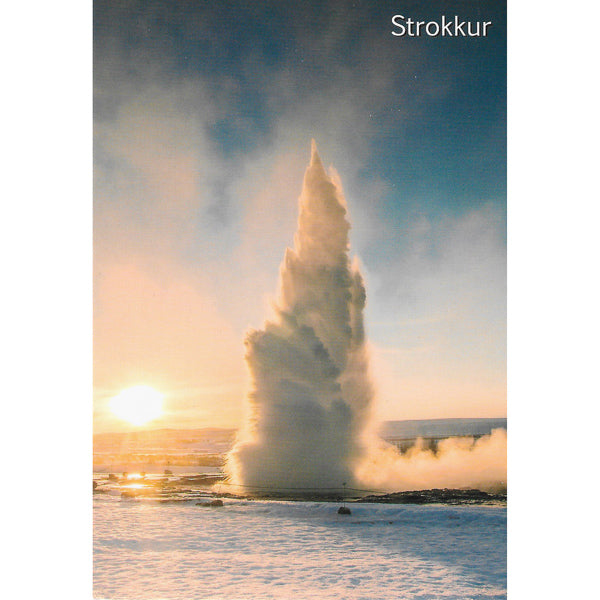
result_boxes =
[109,385,164,426]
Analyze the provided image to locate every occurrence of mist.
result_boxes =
[358,429,507,492]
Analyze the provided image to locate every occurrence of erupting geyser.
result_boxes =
[226,141,374,493]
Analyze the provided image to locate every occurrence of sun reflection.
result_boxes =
[123,483,146,490]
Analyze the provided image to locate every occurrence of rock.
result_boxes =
[196,499,224,507]
[337,506,352,515]
[357,488,506,505]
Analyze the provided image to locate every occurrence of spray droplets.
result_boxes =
[226,142,374,493]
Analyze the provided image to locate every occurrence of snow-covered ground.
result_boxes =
[94,493,506,599]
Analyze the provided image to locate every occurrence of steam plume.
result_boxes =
[226,141,373,491]
[357,429,507,492]
[226,142,507,494]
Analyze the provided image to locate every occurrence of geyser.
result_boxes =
[226,141,507,495]
[226,141,373,493]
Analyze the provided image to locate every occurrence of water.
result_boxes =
[229,142,374,491]
[94,493,506,599]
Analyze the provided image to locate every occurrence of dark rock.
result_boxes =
[356,488,506,505]
[179,474,226,485]
[196,498,224,507]
[338,506,352,515]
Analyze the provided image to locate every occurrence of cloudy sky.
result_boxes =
[93,0,506,432]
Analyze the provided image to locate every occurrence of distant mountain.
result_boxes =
[378,418,507,440]
[94,427,237,454]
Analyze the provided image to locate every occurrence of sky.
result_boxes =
[93,0,507,432]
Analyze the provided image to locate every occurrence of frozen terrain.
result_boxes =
[94,492,506,599]
[379,418,507,440]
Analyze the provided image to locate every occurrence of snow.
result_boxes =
[379,418,507,440]
[94,495,506,599]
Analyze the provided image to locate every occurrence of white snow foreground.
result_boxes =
[94,494,506,599]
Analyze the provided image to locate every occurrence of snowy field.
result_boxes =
[94,493,506,600]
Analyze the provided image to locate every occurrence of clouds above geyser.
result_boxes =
[94,1,505,431]
[95,6,401,429]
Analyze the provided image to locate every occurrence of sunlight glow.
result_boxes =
[122,483,146,490]
[109,385,164,426]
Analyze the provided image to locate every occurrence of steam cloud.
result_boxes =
[358,429,507,492]
[226,142,506,493]
[226,141,373,491]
